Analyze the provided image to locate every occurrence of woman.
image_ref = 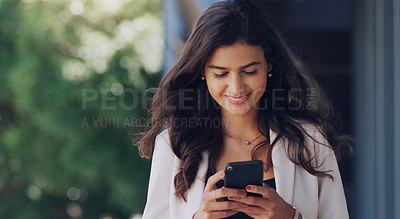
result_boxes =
[138,0,352,218]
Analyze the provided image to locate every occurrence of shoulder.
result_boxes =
[153,128,175,160]
[156,128,171,144]
[298,120,337,169]
[271,120,333,163]
[294,120,330,146]
[282,120,335,163]
[293,119,322,135]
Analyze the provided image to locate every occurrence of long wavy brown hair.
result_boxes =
[137,0,352,202]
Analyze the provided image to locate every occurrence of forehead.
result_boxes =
[206,42,265,66]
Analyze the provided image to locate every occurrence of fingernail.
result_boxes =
[241,191,247,197]
[246,185,252,191]
[220,170,225,177]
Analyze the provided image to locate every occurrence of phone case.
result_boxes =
[224,160,263,197]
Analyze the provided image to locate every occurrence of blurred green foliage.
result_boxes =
[0,0,163,218]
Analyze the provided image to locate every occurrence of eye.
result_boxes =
[243,70,257,75]
[213,72,228,78]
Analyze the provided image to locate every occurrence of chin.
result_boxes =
[221,103,253,116]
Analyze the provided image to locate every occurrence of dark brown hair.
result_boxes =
[137,0,352,202]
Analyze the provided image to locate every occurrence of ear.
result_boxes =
[267,63,273,72]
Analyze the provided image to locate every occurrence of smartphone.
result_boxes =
[224,160,264,197]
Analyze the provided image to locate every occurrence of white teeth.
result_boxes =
[227,95,246,101]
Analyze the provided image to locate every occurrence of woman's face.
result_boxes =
[204,41,271,117]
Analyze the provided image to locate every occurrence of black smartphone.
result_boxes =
[224,160,264,197]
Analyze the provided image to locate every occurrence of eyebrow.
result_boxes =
[208,61,261,70]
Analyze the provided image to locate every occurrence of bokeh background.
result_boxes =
[1,0,399,218]
[0,0,162,218]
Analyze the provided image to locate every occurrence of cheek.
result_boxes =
[206,80,226,98]
[207,80,224,95]
[251,76,268,92]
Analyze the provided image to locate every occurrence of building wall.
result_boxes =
[354,0,400,218]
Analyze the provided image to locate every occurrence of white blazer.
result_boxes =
[142,124,349,219]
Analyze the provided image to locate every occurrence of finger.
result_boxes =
[204,170,225,192]
[216,187,247,200]
[203,187,247,202]
[200,201,248,211]
[209,210,239,218]
[228,196,271,208]
[246,185,276,200]
[239,205,267,217]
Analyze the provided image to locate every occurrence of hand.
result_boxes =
[193,170,249,219]
[227,184,295,219]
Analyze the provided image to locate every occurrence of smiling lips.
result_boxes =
[225,92,252,105]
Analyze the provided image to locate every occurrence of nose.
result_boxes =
[229,73,245,94]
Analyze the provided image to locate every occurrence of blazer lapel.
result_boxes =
[271,130,296,205]
[186,150,208,212]
[171,150,208,218]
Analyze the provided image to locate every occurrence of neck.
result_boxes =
[221,110,260,140]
